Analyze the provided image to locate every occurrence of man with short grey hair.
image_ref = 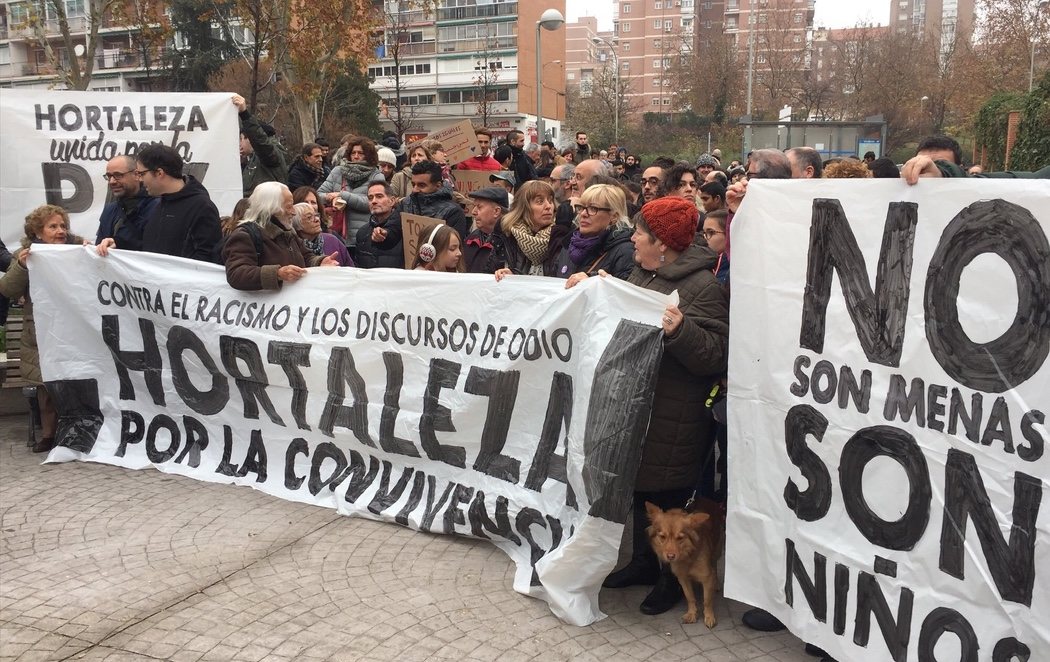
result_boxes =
[95,154,158,251]
[569,158,612,197]
[786,147,823,179]
[550,164,575,203]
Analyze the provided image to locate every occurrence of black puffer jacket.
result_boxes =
[396,184,469,240]
[626,245,729,492]
[569,227,635,280]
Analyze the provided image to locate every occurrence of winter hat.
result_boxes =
[469,186,510,210]
[640,197,699,253]
[695,153,720,169]
[377,147,397,166]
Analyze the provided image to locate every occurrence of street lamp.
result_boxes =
[592,35,621,144]
[536,8,564,142]
[1030,0,1050,92]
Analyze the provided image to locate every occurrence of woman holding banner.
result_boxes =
[494,180,571,279]
[562,184,635,282]
[0,205,87,453]
[223,182,339,291]
[591,196,729,616]
[292,203,353,267]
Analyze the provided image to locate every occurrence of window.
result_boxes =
[439,87,510,104]
[793,35,801,43]
[663,78,670,86]
[757,54,767,63]
[621,62,629,71]
[653,78,660,87]
[654,1,662,8]
[652,98,660,105]
[654,38,661,47]
[623,42,630,51]
[682,0,694,8]
[623,3,631,12]
[622,22,631,32]
[662,98,671,105]
[794,13,802,23]
[652,59,661,69]
[664,20,672,30]
[0,45,9,66]
[567,72,575,80]
[653,19,661,29]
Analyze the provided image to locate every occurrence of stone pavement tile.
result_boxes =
[0,415,817,662]
[0,623,92,661]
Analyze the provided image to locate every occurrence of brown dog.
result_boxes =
[646,500,724,627]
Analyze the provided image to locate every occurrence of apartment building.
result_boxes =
[611,0,697,112]
[0,0,167,90]
[888,0,975,58]
[367,0,566,143]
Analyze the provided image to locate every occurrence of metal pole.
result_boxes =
[744,15,756,155]
[613,48,619,144]
[536,23,544,142]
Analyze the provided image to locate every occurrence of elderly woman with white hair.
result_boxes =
[292,202,353,266]
[563,183,636,283]
[223,181,338,291]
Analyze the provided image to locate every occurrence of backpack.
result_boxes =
[213,222,264,265]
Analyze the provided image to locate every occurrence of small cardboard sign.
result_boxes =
[400,213,445,268]
[452,171,494,196]
[427,120,481,165]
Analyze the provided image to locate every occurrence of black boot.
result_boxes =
[604,499,659,588]
[639,565,683,615]
[31,436,54,454]
[741,607,786,632]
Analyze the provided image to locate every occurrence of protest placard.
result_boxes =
[427,120,481,166]
[400,213,445,268]
[0,90,241,247]
[453,171,495,197]
[30,248,669,626]
[726,179,1050,661]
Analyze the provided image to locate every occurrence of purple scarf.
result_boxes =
[569,230,606,266]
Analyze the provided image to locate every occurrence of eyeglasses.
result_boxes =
[133,169,154,177]
[574,204,613,215]
[702,229,725,239]
[102,170,134,182]
[642,177,662,186]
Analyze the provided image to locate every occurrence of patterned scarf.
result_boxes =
[302,235,324,256]
[509,217,552,266]
[338,161,378,189]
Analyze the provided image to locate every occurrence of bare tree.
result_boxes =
[473,29,502,127]
[372,0,435,139]
[17,0,122,89]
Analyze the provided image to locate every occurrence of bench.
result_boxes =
[2,313,42,446]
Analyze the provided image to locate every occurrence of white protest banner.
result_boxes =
[726,180,1050,661]
[30,248,667,626]
[0,90,241,247]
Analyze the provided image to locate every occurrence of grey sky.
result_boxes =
[566,0,891,31]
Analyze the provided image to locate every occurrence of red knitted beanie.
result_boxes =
[640,196,699,252]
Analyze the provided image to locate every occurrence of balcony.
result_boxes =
[380,41,437,57]
[439,36,516,54]
[436,2,517,22]
[96,46,170,70]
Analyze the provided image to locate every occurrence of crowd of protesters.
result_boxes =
[3,93,1045,662]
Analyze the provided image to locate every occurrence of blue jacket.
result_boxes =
[95,186,158,251]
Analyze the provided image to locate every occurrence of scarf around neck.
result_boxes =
[339,161,377,188]
[509,217,552,266]
[569,229,606,266]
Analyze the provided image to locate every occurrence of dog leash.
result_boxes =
[685,383,724,512]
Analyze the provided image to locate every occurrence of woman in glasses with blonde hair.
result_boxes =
[563,183,635,284]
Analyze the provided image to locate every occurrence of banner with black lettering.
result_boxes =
[726,180,1049,661]
[0,90,240,247]
[29,248,667,626]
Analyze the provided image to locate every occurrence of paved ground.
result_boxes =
[0,409,813,662]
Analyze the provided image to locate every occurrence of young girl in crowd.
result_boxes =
[412,224,463,273]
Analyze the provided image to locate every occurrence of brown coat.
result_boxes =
[222,217,323,291]
[627,245,729,492]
